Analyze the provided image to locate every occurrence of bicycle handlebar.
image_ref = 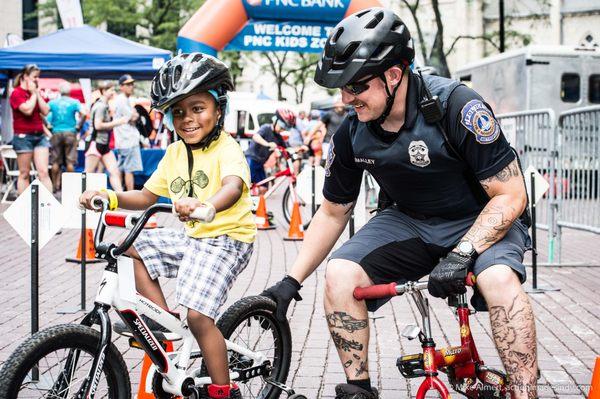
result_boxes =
[91,197,215,258]
[352,273,476,301]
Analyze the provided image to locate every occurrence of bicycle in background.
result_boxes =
[251,146,312,230]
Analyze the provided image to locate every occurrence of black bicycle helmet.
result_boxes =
[314,7,414,89]
[151,52,234,151]
[151,52,233,111]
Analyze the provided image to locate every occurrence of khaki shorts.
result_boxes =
[50,132,78,166]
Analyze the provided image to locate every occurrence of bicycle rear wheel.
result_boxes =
[282,186,312,230]
[203,295,292,399]
[0,324,131,399]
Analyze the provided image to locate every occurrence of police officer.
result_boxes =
[263,7,537,399]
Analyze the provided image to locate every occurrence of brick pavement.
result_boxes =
[0,197,599,398]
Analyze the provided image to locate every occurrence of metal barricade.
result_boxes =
[556,106,600,263]
[497,109,558,262]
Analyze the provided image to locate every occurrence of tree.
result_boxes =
[36,0,205,52]
[285,53,320,103]
[393,0,543,76]
[258,51,319,102]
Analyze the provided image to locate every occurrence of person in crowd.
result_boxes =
[295,110,309,134]
[113,74,141,190]
[263,7,536,399]
[84,81,125,191]
[47,81,85,192]
[80,53,255,399]
[317,96,347,157]
[303,109,325,166]
[245,108,295,193]
[9,64,52,193]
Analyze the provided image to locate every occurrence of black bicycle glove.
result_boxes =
[261,275,303,323]
[427,252,474,299]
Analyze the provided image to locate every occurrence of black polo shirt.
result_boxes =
[323,73,515,219]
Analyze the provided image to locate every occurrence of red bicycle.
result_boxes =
[354,275,509,399]
[251,146,313,229]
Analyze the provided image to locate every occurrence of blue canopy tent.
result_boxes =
[0,25,171,79]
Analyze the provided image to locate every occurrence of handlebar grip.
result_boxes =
[189,205,216,223]
[353,282,398,301]
[91,196,108,211]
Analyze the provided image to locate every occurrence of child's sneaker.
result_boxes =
[206,383,242,399]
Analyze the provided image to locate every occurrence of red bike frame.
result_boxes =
[354,277,508,399]
[251,146,299,202]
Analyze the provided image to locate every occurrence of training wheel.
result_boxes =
[288,395,307,399]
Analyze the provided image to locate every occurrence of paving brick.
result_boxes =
[1,198,598,398]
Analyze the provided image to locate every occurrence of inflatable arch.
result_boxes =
[177,0,382,55]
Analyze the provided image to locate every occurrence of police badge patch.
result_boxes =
[324,139,335,177]
[460,99,500,144]
[408,140,430,167]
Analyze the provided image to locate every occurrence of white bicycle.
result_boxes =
[0,199,306,399]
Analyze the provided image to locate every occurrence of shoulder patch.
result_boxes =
[324,138,336,177]
[460,99,500,144]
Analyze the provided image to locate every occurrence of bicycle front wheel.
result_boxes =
[217,295,292,399]
[0,324,131,399]
[282,186,312,230]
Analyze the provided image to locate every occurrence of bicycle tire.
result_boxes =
[0,324,131,399]
[201,295,292,399]
[282,186,312,230]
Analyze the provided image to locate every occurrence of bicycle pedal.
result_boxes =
[396,354,426,378]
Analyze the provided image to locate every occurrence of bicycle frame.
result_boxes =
[252,147,301,204]
[355,280,508,399]
[71,204,270,398]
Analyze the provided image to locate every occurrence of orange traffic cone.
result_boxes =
[65,228,102,263]
[255,195,276,230]
[283,201,304,241]
[589,357,600,399]
[137,341,180,399]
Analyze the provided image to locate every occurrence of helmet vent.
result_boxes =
[355,9,370,18]
[371,44,393,61]
[331,27,344,44]
[337,42,360,64]
[392,20,403,32]
[172,65,182,88]
[365,11,384,29]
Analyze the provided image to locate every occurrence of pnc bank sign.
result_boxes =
[177,0,382,55]
[248,0,345,7]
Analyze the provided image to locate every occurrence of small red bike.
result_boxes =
[354,275,510,398]
[251,146,313,229]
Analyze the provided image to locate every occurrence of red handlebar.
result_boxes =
[353,273,477,301]
[353,282,398,301]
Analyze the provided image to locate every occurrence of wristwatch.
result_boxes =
[456,241,478,260]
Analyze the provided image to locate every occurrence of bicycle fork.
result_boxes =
[51,304,112,399]
[398,290,451,399]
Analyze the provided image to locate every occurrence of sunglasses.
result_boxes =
[341,75,380,96]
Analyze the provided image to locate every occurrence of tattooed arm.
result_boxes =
[461,159,527,254]
[288,198,355,283]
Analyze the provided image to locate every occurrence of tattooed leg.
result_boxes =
[324,259,372,380]
[478,265,538,399]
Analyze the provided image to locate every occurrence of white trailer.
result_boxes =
[453,45,600,115]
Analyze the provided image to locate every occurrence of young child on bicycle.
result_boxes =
[245,108,295,193]
[80,53,256,399]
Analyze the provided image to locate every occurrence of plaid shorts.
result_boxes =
[134,228,253,319]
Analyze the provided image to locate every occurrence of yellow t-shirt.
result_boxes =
[144,132,256,243]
